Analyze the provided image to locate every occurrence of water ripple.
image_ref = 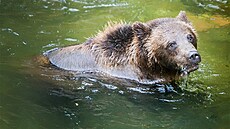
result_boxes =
[65,38,78,42]
[2,28,20,36]
[83,3,128,9]
[158,98,183,103]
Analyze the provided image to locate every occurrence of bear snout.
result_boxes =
[188,51,201,64]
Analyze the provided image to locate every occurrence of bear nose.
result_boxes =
[189,51,201,64]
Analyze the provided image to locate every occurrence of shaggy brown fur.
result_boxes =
[45,11,201,84]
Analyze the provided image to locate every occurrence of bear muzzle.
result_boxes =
[180,51,201,76]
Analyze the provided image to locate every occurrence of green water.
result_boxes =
[0,0,229,129]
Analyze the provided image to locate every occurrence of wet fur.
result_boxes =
[46,11,199,83]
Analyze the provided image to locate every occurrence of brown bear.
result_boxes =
[45,11,201,84]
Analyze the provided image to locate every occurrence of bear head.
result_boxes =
[132,11,201,77]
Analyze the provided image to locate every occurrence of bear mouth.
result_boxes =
[180,64,199,76]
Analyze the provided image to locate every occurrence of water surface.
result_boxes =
[0,0,229,129]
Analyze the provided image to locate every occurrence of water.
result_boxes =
[0,0,229,129]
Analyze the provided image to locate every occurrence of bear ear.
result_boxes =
[176,11,190,23]
[132,22,151,40]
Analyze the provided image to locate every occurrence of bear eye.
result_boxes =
[187,34,194,43]
[167,41,177,50]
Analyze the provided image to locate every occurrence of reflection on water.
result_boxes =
[0,0,229,129]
